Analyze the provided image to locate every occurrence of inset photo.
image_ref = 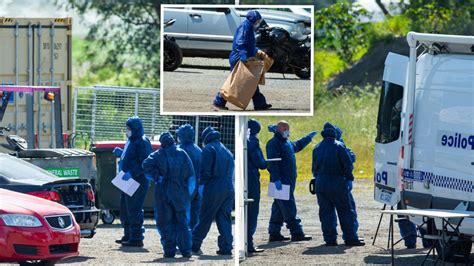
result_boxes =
[161,5,314,115]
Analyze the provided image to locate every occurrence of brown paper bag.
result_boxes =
[256,50,274,85]
[220,60,264,110]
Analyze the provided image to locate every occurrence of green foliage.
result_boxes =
[60,0,161,87]
[315,3,371,65]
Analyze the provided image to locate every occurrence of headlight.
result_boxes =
[0,214,43,227]
[290,22,306,36]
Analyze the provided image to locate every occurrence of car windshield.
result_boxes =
[0,155,56,181]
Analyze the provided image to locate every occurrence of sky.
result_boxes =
[0,0,94,37]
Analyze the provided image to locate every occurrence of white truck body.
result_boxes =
[374,32,474,234]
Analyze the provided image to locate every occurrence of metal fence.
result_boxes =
[73,85,234,153]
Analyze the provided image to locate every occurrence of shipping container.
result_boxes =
[0,17,72,148]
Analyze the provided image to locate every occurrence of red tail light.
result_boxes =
[27,191,61,202]
[86,189,95,202]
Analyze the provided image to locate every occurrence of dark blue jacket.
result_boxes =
[177,124,202,195]
[229,10,261,70]
[121,117,152,178]
[200,127,234,192]
[312,123,355,181]
[142,133,195,212]
[247,119,267,197]
[266,127,312,188]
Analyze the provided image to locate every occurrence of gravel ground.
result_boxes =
[242,179,473,265]
[54,220,235,265]
[162,57,311,114]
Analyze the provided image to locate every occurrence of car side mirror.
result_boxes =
[216,8,230,14]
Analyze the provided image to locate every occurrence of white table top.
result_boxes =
[381,208,474,219]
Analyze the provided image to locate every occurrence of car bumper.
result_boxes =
[72,207,100,238]
[0,223,80,262]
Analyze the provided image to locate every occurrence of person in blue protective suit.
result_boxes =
[142,132,196,258]
[334,126,358,234]
[176,124,202,231]
[312,122,364,247]
[192,127,234,256]
[213,10,272,111]
[247,119,267,253]
[266,120,316,242]
[112,116,152,247]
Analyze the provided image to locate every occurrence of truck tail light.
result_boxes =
[27,191,61,202]
[86,189,95,203]
[400,146,404,159]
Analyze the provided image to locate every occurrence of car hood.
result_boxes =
[0,189,70,217]
[235,9,310,24]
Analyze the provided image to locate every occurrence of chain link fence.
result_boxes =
[73,85,234,153]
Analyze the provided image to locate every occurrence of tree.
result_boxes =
[315,3,371,65]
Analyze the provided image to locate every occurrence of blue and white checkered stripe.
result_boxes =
[403,169,474,193]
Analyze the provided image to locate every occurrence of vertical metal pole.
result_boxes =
[242,116,248,258]
[134,92,139,117]
[151,92,157,137]
[14,22,19,133]
[391,212,394,265]
[194,116,200,145]
[404,33,418,170]
[50,23,55,148]
[37,23,42,148]
[26,23,34,147]
[91,91,97,143]
[72,88,78,148]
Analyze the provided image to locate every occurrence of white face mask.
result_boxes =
[246,129,251,140]
[126,129,132,138]
[282,130,290,139]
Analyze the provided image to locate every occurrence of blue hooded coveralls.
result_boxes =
[176,124,203,231]
[142,132,195,257]
[335,126,359,235]
[266,125,313,237]
[213,10,268,109]
[117,117,152,242]
[312,122,359,244]
[247,119,267,250]
[192,127,234,254]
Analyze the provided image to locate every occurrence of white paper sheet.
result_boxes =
[266,158,282,162]
[268,182,290,200]
[111,171,140,197]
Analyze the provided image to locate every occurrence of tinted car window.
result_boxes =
[376,81,404,144]
[0,155,55,181]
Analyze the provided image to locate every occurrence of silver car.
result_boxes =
[163,7,311,58]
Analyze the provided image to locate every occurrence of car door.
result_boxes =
[163,7,189,49]
[374,52,408,206]
[187,7,239,52]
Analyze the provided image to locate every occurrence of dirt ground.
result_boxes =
[242,179,473,265]
[52,220,234,265]
[162,57,311,114]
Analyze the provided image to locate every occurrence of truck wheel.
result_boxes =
[435,238,472,263]
[101,210,115,224]
[164,40,183,72]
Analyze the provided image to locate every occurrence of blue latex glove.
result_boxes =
[198,185,204,198]
[347,180,353,191]
[274,180,283,191]
[122,172,132,181]
[112,147,123,157]
[145,174,154,182]
[308,131,317,139]
[240,53,248,63]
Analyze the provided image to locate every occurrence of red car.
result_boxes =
[0,188,80,265]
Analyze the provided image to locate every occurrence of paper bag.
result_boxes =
[220,60,264,110]
[256,50,274,85]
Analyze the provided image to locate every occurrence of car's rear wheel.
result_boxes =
[164,39,183,72]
